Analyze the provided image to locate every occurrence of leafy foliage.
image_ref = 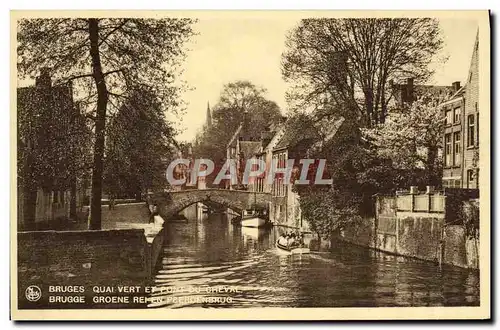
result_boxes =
[18,18,195,228]
[362,95,445,187]
[296,186,363,239]
[104,87,177,199]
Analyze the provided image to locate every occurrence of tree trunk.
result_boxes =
[88,18,108,230]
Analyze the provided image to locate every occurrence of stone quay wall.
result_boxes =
[17,226,165,308]
[341,192,479,269]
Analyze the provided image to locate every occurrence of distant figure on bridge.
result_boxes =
[149,203,164,228]
[149,203,159,223]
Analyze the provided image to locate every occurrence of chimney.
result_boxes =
[452,81,461,92]
[35,67,52,88]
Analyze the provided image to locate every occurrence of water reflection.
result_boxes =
[149,207,479,308]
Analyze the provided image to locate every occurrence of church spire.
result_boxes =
[206,101,212,129]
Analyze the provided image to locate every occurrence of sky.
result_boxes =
[173,17,479,142]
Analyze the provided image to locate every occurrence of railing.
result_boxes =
[396,193,445,213]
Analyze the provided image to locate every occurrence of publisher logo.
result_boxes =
[25,285,41,302]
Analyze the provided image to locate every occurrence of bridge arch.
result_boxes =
[150,189,271,218]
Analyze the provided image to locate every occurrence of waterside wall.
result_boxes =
[341,193,479,269]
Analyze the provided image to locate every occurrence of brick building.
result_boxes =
[441,84,465,188]
[226,110,268,190]
[442,32,480,189]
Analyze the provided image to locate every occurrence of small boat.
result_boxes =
[240,210,266,228]
[240,191,268,228]
[275,241,310,255]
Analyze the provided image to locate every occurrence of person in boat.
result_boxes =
[278,232,288,246]
[279,232,293,246]
[288,233,296,248]
[297,232,305,247]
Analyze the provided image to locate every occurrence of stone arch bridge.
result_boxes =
[149,189,271,218]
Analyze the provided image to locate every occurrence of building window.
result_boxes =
[467,114,475,147]
[445,110,452,125]
[445,133,452,166]
[453,132,461,166]
[453,107,460,123]
[477,113,479,145]
[467,169,475,188]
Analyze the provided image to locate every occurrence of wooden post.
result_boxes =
[428,193,432,213]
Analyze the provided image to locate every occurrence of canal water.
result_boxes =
[149,210,479,308]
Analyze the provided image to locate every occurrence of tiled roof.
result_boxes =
[273,116,345,152]
[273,120,319,150]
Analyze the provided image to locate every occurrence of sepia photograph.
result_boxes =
[10,10,490,320]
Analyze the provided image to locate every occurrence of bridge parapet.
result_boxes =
[150,189,271,218]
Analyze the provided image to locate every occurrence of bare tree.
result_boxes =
[18,18,195,229]
[282,18,444,127]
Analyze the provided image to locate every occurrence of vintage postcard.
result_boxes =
[10,10,490,320]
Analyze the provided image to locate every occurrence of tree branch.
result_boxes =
[98,20,130,47]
